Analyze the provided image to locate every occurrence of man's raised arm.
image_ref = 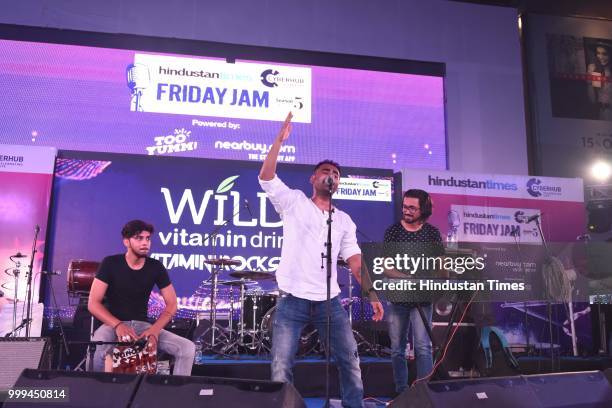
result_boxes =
[259,112,293,181]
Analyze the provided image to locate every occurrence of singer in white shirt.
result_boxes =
[259,112,383,408]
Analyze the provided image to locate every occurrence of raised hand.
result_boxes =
[276,111,293,143]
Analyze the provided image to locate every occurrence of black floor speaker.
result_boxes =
[388,376,539,408]
[0,337,51,392]
[390,371,612,408]
[130,374,306,408]
[524,371,612,408]
[4,369,142,408]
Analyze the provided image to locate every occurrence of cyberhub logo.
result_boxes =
[260,69,305,88]
[0,154,24,169]
[526,178,562,198]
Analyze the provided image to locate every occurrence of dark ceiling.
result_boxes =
[451,0,612,20]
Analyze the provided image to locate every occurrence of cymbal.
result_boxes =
[10,252,27,259]
[219,279,255,287]
[204,258,241,266]
[197,279,256,287]
[229,271,276,281]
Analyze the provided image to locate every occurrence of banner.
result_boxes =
[132,53,312,123]
[401,168,589,351]
[46,151,394,319]
[0,144,56,336]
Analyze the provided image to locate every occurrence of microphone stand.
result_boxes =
[511,230,531,356]
[46,271,70,369]
[197,200,249,350]
[532,216,556,372]
[321,181,334,408]
[24,225,40,338]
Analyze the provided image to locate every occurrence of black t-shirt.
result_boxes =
[383,222,445,268]
[383,222,445,305]
[96,254,171,322]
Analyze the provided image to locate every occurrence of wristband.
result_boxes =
[113,321,124,330]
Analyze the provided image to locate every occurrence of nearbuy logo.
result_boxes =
[526,178,562,198]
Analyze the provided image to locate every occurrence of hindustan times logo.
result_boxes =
[526,178,562,198]
[428,175,517,191]
[158,66,220,79]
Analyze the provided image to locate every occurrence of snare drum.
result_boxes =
[242,293,277,331]
[67,260,99,296]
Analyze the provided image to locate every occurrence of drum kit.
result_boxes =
[62,256,379,359]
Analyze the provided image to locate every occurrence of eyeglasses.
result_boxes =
[403,205,421,213]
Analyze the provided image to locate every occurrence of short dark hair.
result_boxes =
[313,159,341,174]
[404,189,433,220]
[121,220,154,239]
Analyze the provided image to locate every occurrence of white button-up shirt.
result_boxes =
[259,175,361,301]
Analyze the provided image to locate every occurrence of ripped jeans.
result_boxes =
[271,294,363,408]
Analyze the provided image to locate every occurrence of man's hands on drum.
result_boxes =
[138,326,161,349]
[115,322,138,343]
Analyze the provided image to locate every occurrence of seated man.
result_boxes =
[88,219,195,375]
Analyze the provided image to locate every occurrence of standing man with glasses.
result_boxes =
[382,189,444,394]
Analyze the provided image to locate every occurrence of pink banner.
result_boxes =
[0,145,56,336]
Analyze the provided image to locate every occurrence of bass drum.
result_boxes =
[67,260,99,296]
[260,305,319,356]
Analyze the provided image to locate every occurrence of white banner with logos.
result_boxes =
[451,205,542,243]
[335,177,392,202]
[0,144,56,174]
[403,169,584,202]
[130,53,312,123]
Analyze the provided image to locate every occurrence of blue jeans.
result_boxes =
[387,303,433,393]
[92,320,196,376]
[271,295,363,408]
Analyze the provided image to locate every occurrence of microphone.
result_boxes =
[324,175,334,187]
[525,213,541,223]
[514,211,526,224]
[447,210,460,230]
[244,199,253,217]
[35,225,40,233]
[126,63,150,111]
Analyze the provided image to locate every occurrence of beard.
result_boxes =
[129,242,149,258]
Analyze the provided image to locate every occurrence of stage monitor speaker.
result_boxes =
[0,337,51,391]
[4,369,142,408]
[130,374,306,408]
[525,371,612,407]
[605,368,612,385]
[388,376,539,408]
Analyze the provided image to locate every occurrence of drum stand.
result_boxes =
[73,307,96,371]
[223,280,264,355]
[199,265,229,354]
